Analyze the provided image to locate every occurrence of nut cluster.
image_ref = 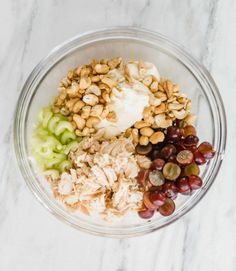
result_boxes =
[52,57,123,136]
[125,79,192,146]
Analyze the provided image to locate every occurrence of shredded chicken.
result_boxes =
[48,136,150,221]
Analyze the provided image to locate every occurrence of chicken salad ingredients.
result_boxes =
[31,57,216,222]
[46,136,149,220]
[32,107,81,176]
[136,120,215,219]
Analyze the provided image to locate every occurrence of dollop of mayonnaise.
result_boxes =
[95,61,160,138]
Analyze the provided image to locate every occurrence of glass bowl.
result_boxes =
[14,27,226,237]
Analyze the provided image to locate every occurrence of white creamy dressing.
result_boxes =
[95,62,160,138]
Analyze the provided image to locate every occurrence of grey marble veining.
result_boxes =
[0,0,234,270]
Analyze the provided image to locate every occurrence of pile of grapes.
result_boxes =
[135,122,215,219]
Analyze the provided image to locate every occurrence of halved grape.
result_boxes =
[143,192,157,210]
[187,145,197,153]
[160,144,177,160]
[137,170,149,187]
[194,150,206,165]
[138,207,154,219]
[167,126,182,142]
[176,177,191,195]
[168,155,178,163]
[184,163,200,176]
[149,149,162,160]
[136,143,152,155]
[150,158,165,171]
[159,198,175,216]
[149,191,166,207]
[198,142,215,159]
[176,150,193,165]
[188,175,203,190]
[183,125,196,137]
[184,135,199,146]
[148,170,165,186]
[162,182,178,200]
[163,162,181,181]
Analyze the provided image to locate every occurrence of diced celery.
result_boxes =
[58,160,72,172]
[42,108,53,128]
[44,169,60,178]
[34,146,53,158]
[61,131,76,145]
[54,121,74,136]
[48,116,61,132]
[45,153,67,168]
[63,141,80,155]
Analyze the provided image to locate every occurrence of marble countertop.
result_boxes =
[0,0,235,270]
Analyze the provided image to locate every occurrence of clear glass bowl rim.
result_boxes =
[14,27,227,237]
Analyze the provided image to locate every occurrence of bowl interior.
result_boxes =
[17,30,224,237]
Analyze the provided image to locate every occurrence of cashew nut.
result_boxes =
[86,84,101,96]
[86,116,100,128]
[80,76,91,89]
[90,104,103,117]
[154,114,172,128]
[72,100,85,113]
[139,135,149,146]
[82,94,99,106]
[173,109,188,119]
[95,64,109,74]
[73,114,86,130]
[140,127,154,137]
[150,131,165,144]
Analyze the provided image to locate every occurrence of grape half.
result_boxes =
[188,175,203,190]
[176,177,191,195]
[149,191,166,207]
[184,163,200,176]
[176,150,193,165]
[138,207,154,219]
[163,162,181,181]
[159,198,175,216]
[198,142,215,159]
[162,182,178,200]
[149,170,165,186]
[136,143,152,155]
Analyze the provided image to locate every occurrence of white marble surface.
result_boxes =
[0,0,235,270]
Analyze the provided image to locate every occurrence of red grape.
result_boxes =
[188,175,203,190]
[159,198,175,216]
[160,144,177,160]
[176,177,191,195]
[149,191,166,207]
[163,162,181,181]
[184,135,199,146]
[176,150,193,165]
[150,158,165,170]
[184,163,200,176]
[183,125,196,137]
[143,192,157,210]
[148,170,165,186]
[162,182,178,200]
[136,143,152,155]
[137,170,149,187]
[149,149,162,160]
[194,150,206,165]
[167,126,182,142]
[198,142,215,159]
[168,155,178,163]
[138,207,154,219]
